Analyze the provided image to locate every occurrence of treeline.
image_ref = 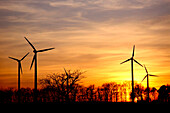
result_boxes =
[0,70,169,103]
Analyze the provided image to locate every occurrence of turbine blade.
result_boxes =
[9,57,19,61]
[149,74,158,77]
[141,75,147,82]
[21,52,29,61]
[24,37,36,50]
[37,48,55,52]
[30,55,35,70]
[132,45,135,57]
[120,58,131,64]
[134,59,143,67]
[144,65,148,74]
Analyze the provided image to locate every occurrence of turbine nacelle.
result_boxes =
[33,50,37,53]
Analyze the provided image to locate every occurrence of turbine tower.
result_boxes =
[120,45,143,103]
[141,65,158,102]
[24,37,54,102]
[9,52,29,103]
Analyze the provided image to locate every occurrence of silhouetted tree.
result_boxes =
[0,88,14,103]
[158,85,170,102]
[20,88,33,103]
[135,84,144,102]
[1,77,170,103]
[39,69,85,102]
[77,86,86,102]
[122,81,131,102]
[112,83,119,102]
[89,85,95,101]
[150,87,158,101]
[96,87,102,101]
[84,85,95,101]
[102,83,110,102]
[130,83,144,102]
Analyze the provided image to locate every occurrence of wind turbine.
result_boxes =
[24,37,54,102]
[9,52,29,103]
[141,65,158,102]
[120,45,143,103]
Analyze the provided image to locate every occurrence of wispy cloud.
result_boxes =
[0,0,170,88]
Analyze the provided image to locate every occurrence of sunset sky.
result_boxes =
[0,0,170,89]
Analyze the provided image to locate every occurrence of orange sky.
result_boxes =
[0,0,170,89]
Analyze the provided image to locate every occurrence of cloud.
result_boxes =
[49,0,85,8]
[0,0,170,32]
[0,0,170,88]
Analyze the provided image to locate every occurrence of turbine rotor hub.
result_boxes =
[33,50,37,53]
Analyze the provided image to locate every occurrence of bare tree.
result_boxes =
[39,69,85,102]
[102,83,110,102]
